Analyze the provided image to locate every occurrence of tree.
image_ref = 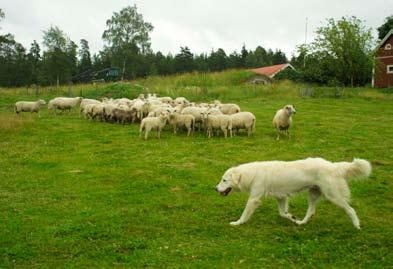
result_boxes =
[377,15,393,40]
[27,40,41,84]
[308,16,374,86]
[174,47,194,73]
[208,48,227,71]
[102,5,154,80]
[41,26,76,86]
[78,39,92,73]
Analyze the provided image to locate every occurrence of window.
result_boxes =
[385,43,392,50]
[388,65,393,74]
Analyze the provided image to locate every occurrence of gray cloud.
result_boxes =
[1,0,391,57]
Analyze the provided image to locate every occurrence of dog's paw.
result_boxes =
[230,221,242,226]
[295,220,305,225]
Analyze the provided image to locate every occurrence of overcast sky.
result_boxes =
[1,0,391,58]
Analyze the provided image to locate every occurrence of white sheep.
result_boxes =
[174,97,189,106]
[169,112,195,136]
[273,104,296,140]
[48,97,83,113]
[181,106,207,131]
[201,111,232,138]
[14,99,46,117]
[219,103,241,115]
[230,112,256,136]
[139,111,169,139]
[80,99,101,117]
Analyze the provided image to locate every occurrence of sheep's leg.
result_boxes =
[229,128,232,138]
[276,130,280,140]
[222,127,227,138]
[157,129,161,139]
[144,127,150,140]
[187,126,191,136]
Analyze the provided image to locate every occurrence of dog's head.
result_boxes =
[215,168,242,196]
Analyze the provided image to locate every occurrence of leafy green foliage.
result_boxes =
[377,15,393,40]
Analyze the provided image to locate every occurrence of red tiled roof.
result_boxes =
[252,63,293,78]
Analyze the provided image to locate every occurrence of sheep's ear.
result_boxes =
[231,170,241,185]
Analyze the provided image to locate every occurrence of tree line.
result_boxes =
[0,5,392,88]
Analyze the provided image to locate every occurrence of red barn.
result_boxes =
[373,29,393,88]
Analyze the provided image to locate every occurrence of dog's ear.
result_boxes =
[231,170,241,185]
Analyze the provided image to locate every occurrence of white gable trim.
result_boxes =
[377,29,393,50]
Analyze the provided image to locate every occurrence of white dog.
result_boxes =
[216,158,371,229]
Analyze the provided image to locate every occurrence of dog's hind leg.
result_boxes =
[323,188,361,229]
[277,197,298,223]
[230,196,261,226]
[296,187,322,225]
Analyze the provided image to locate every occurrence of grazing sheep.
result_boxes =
[230,112,256,136]
[273,104,296,140]
[201,111,232,138]
[139,111,169,139]
[112,105,134,124]
[14,99,46,116]
[169,112,195,136]
[219,103,241,115]
[48,97,83,113]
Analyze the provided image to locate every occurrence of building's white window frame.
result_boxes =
[387,65,393,74]
[385,43,392,50]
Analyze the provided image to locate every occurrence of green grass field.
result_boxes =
[1,72,393,268]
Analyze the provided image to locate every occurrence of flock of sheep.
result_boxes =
[14,95,296,140]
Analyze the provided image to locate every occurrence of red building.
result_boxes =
[373,29,393,88]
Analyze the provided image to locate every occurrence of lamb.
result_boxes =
[230,112,256,136]
[169,112,195,136]
[219,103,241,115]
[272,104,296,140]
[201,111,232,138]
[139,111,169,139]
[48,97,83,113]
[14,99,46,116]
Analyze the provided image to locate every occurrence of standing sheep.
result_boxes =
[139,111,169,140]
[273,105,296,140]
[201,111,232,138]
[14,99,46,117]
[169,112,195,136]
[230,112,256,136]
[48,97,83,113]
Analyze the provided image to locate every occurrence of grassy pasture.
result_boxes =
[0,72,393,268]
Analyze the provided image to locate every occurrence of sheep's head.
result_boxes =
[38,99,46,105]
[200,111,211,120]
[285,105,296,115]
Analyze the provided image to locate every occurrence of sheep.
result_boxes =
[112,105,134,124]
[147,106,173,117]
[201,111,232,138]
[48,97,83,113]
[90,103,106,121]
[273,104,296,140]
[168,112,195,136]
[14,99,46,116]
[219,103,241,115]
[181,106,207,131]
[80,99,100,117]
[139,111,169,139]
[158,96,173,105]
[230,112,256,136]
[174,97,189,106]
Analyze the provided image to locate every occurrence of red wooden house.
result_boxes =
[373,29,393,88]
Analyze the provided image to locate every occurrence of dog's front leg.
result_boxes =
[230,197,261,226]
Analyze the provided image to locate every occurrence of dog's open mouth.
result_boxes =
[220,187,232,196]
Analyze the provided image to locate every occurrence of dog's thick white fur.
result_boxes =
[216,158,371,229]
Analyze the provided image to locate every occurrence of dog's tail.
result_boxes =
[335,158,372,180]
